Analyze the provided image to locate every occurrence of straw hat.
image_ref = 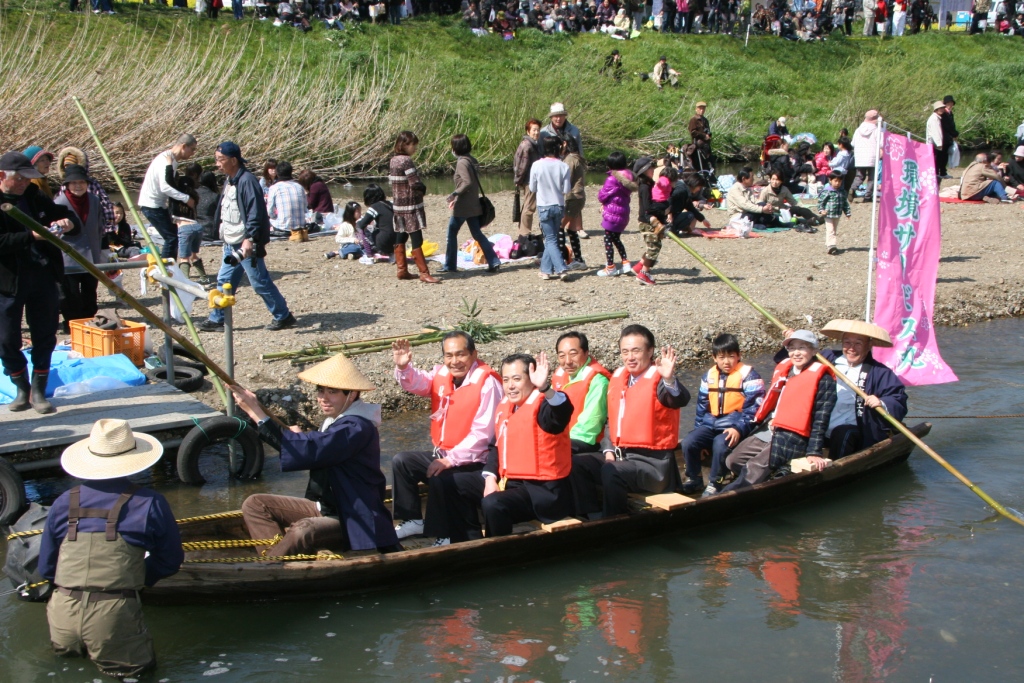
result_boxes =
[932,100,946,112]
[548,102,568,118]
[296,353,376,392]
[61,419,163,480]
[821,319,893,348]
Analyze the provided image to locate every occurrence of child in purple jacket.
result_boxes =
[596,152,638,277]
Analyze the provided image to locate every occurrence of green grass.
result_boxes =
[2,2,1021,178]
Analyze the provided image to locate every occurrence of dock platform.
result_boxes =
[0,382,222,460]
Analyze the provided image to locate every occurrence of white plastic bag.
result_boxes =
[53,377,131,398]
[948,141,961,169]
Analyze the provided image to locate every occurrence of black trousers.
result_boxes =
[828,424,863,461]
[0,267,60,376]
[481,477,574,537]
[570,452,606,517]
[391,450,484,541]
[60,273,99,330]
[933,144,949,177]
[601,452,681,517]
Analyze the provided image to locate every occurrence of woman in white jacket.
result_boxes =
[850,110,879,202]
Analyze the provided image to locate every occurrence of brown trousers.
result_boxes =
[724,434,772,489]
[241,494,348,557]
[517,184,537,236]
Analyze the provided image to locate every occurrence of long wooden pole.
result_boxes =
[666,231,1024,528]
[1,205,287,429]
[70,96,230,409]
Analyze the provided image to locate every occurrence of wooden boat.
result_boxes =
[145,423,931,605]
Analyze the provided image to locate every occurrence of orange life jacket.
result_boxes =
[430,362,499,450]
[551,359,612,437]
[495,390,572,480]
[607,366,681,450]
[707,364,752,417]
[754,359,830,437]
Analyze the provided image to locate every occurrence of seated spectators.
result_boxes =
[651,55,679,89]
[959,152,1012,202]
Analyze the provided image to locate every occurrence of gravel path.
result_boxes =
[107,174,1024,425]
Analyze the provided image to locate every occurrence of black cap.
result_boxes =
[632,156,654,177]
[0,151,43,178]
[63,164,89,184]
[943,95,956,105]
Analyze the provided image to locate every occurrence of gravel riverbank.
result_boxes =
[108,174,1024,425]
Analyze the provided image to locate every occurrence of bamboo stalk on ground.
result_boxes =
[665,231,1024,530]
[267,311,631,364]
[1,205,287,428]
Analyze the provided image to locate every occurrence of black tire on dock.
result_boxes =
[171,357,209,377]
[160,342,201,362]
[0,458,27,526]
[157,343,209,375]
[176,416,265,485]
[144,366,205,392]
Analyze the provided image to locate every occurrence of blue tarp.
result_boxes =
[0,347,146,403]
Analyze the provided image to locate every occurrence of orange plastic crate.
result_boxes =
[69,319,147,367]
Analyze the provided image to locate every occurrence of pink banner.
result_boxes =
[872,132,958,385]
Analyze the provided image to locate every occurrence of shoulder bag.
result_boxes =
[466,159,496,227]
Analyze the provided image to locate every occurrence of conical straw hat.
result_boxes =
[61,419,163,480]
[296,353,376,392]
[821,319,893,348]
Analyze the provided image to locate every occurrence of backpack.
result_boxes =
[510,234,544,259]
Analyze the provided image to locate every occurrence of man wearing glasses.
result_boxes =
[0,151,80,414]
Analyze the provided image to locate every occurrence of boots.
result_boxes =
[394,247,416,280]
[30,372,55,414]
[178,261,191,279]
[411,248,440,284]
[8,372,30,412]
[300,229,309,242]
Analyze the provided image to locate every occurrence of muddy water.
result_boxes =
[2,320,1024,681]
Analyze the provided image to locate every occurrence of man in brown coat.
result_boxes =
[688,102,713,172]
[959,153,1011,202]
[513,119,541,237]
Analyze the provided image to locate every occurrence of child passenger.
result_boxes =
[595,151,636,277]
[681,333,765,495]
[325,201,364,260]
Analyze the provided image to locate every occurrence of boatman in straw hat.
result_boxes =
[540,102,584,162]
[231,354,401,556]
[38,419,183,678]
[817,319,908,460]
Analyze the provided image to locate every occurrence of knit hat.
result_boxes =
[22,146,54,165]
[57,147,89,175]
[296,353,376,392]
[61,419,163,480]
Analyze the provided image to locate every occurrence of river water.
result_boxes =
[2,319,1024,682]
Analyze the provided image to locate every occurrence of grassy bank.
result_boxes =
[2,3,1022,181]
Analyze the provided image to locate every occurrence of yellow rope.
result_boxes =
[181,535,282,552]
[184,552,345,564]
[8,510,246,542]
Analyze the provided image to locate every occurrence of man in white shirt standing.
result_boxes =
[138,135,197,260]
[529,136,572,280]
[266,161,308,242]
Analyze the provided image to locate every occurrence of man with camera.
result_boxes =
[198,142,296,332]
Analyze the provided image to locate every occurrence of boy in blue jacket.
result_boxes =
[681,334,765,495]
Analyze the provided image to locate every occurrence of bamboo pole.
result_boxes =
[1,205,287,429]
[268,312,631,362]
[666,231,1024,529]
[70,96,230,410]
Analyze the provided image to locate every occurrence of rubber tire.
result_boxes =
[176,416,265,485]
[144,366,205,393]
[0,458,27,526]
[156,344,209,375]
[160,341,200,362]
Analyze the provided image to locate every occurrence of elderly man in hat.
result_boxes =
[688,101,713,171]
[540,102,584,161]
[721,330,836,492]
[818,319,908,459]
[0,151,80,415]
[231,355,401,556]
[198,141,296,332]
[38,419,183,678]
[926,101,949,182]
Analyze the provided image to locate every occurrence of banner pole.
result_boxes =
[865,119,884,322]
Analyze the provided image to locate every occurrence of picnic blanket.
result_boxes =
[938,196,984,204]
[692,228,762,239]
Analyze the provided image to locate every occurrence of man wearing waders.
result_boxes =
[38,419,183,678]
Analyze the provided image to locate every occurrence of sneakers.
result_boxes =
[703,483,720,497]
[198,318,224,332]
[265,313,297,331]
[394,519,425,539]
[597,265,619,277]
[704,477,727,496]
[540,272,557,280]
[324,251,337,259]
[346,252,357,260]
[577,229,590,239]
[632,261,656,286]
[432,537,451,547]
[681,477,705,495]
[1000,199,1014,204]
[566,259,588,272]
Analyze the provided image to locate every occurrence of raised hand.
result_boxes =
[392,339,413,369]
[656,345,677,380]
[530,351,550,390]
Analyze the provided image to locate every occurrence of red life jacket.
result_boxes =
[607,366,681,450]
[707,363,752,417]
[430,362,499,450]
[551,359,612,437]
[495,390,572,480]
[754,359,830,437]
